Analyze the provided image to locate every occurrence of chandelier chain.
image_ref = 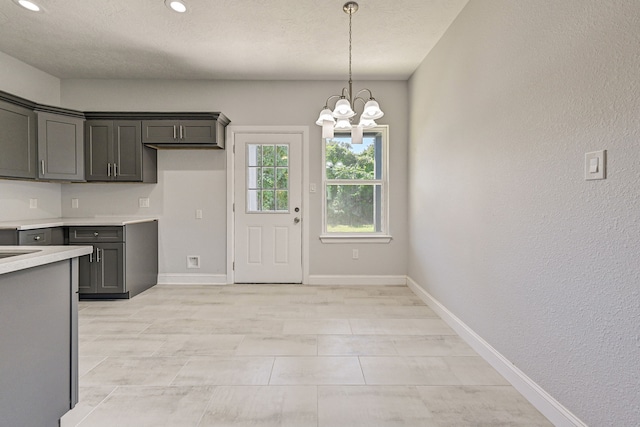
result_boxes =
[348,6,353,101]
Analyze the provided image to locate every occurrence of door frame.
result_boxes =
[226,126,310,284]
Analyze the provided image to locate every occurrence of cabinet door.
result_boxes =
[85,121,114,181]
[77,249,96,294]
[37,112,85,181]
[0,100,37,179]
[141,120,178,143]
[95,243,125,293]
[179,120,216,143]
[113,121,142,182]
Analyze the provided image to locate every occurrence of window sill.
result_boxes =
[319,234,392,244]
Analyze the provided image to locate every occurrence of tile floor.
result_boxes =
[61,284,552,427]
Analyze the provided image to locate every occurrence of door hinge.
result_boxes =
[232,262,235,270]
[232,144,235,154]
[233,203,235,212]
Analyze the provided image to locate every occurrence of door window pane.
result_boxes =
[262,145,275,167]
[276,145,289,166]
[247,144,289,213]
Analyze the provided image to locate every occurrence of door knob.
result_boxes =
[294,217,301,224]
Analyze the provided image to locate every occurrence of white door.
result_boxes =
[234,132,302,283]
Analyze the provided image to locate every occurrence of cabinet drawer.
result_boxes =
[18,229,52,245]
[68,227,124,243]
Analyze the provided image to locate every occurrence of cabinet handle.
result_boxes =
[89,251,93,263]
[173,125,177,140]
[41,160,45,175]
[96,248,101,263]
[180,125,184,140]
[94,232,99,237]
[108,163,112,177]
[113,163,118,177]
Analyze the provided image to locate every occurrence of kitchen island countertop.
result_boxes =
[0,245,93,275]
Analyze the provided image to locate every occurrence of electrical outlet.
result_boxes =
[139,197,150,208]
[352,249,359,260]
[196,209,203,219]
[310,183,317,193]
[71,198,79,209]
[29,198,37,209]
[187,255,200,269]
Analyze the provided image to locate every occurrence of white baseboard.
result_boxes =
[407,277,587,427]
[157,273,227,285]
[307,275,407,286]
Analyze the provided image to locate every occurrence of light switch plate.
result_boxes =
[585,150,606,180]
[71,198,79,209]
[139,197,150,208]
[29,198,37,209]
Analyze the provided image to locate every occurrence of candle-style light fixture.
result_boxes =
[315,1,384,144]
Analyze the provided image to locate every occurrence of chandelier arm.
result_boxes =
[324,94,344,108]
[355,88,375,100]
[352,96,368,108]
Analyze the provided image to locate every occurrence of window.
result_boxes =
[246,144,289,212]
[321,126,390,243]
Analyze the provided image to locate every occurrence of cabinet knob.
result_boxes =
[94,232,99,237]
[34,235,41,241]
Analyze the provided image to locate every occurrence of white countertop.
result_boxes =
[0,217,158,230]
[0,246,93,275]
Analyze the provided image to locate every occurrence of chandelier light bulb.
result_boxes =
[358,117,377,129]
[335,118,352,131]
[316,108,336,126]
[362,99,384,120]
[333,99,355,119]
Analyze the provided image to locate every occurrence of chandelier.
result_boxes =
[315,1,384,143]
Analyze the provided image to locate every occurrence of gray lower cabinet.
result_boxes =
[69,221,158,299]
[0,258,79,427]
[85,120,157,182]
[0,98,37,180]
[37,111,85,181]
[77,242,125,294]
[0,227,64,246]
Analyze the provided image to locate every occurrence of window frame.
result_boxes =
[320,125,391,244]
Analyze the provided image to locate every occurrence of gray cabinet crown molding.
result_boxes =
[83,111,229,124]
[0,89,85,118]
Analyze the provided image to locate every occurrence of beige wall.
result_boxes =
[407,1,640,425]
[0,53,62,221]
[0,50,60,105]
[59,79,409,280]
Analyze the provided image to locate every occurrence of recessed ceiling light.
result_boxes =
[165,0,187,13]
[14,0,41,12]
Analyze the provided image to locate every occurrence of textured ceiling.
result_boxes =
[0,0,468,80]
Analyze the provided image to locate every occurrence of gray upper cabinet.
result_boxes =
[0,97,37,180]
[37,111,85,181]
[142,120,217,144]
[85,120,157,183]
[139,113,229,149]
